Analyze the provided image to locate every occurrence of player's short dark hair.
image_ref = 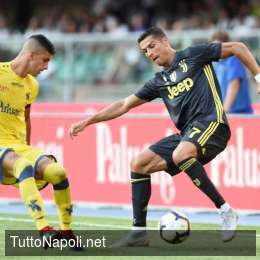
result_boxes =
[28,34,55,55]
[137,27,167,43]
[211,31,230,43]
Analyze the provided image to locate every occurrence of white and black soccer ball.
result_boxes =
[159,210,191,244]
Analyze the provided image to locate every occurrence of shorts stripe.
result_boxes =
[197,122,219,146]
[197,122,214,143]
[200,122,219,146]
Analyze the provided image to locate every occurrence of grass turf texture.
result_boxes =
[0,212,258,259]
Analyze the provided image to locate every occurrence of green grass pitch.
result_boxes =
[0,212,259,260]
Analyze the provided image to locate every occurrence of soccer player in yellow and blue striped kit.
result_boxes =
[0,35,78,248]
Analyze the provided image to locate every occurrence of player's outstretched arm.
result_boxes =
[69,95,147,139]
[220,42,260,93]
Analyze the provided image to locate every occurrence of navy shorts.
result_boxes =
[149,121,231,176]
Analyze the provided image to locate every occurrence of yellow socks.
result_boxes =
[54,187,72,230]
[43,163,72,230]
[14,157,48,230]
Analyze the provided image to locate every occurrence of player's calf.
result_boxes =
[42,162,73,230]
[131,172,151,228]
[13,156,49,230]
[177,157,226,208]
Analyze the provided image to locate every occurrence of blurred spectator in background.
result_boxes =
[25,17,41,36]
[212,31,254,113]
[1,0,260,35]
[129,13,146,32]
[0,13,9,36]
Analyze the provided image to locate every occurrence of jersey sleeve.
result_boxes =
[27,77,39,105]
[227,56,245,82]
[134,79,160,101]
[187,43,221,65]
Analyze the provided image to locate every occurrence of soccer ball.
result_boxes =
[159,210,191,244]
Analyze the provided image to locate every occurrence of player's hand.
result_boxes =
[69,120,88,139]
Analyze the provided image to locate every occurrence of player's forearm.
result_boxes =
[26,120,31,145]
[232,43,260,76]
[87,100,129,126]
[24,105,31,144]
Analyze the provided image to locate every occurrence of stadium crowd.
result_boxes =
[0,0,259,36]
[0,0,259,101]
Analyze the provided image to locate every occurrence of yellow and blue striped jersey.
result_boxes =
[0,62,39,144]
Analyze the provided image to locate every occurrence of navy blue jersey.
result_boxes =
[135,43,228,132]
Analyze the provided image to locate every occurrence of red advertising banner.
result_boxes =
[0,103,259,211]
[253,103,260,114]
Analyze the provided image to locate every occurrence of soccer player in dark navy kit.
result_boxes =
[69,27,260,245]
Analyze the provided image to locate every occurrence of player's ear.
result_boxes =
[27,51,34,60]
[161,36,169,45]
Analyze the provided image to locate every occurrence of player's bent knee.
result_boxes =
[43,163,68,186]
[53,178,69,190]
[172,153,189,166]
[14,157,34,182]
[172,150,197,166]
[172,142,198,165]
[130,158,147,175]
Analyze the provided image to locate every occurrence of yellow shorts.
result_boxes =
[0,143,55,190]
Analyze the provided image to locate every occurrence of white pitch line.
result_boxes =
[0,216,259,238]
[0,216,133,230]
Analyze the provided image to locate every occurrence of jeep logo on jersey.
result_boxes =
[167,78,194,100]
[178,59,188,72]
